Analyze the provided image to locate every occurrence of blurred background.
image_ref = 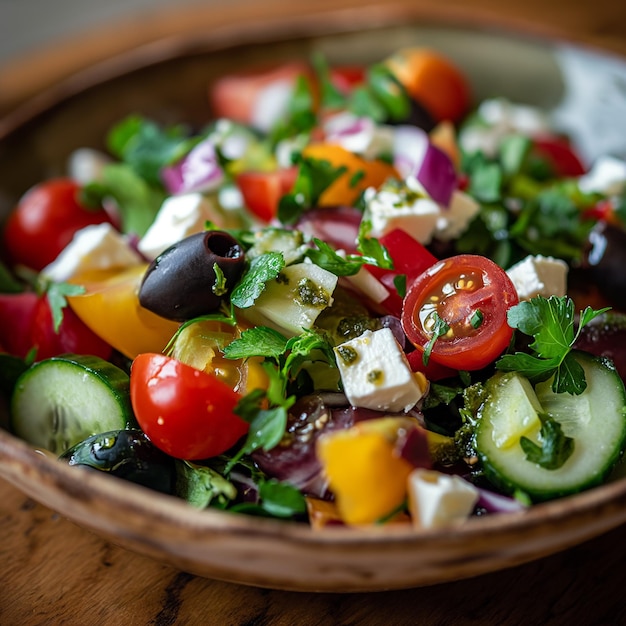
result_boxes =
[1,0,625,117]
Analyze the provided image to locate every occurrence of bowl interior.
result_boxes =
[2,13,626,592]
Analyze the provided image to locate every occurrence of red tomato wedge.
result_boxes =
[401,255,518,371]
[130,353,249,460]
[236,167,298,222]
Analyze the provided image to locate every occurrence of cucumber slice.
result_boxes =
[11,354,134,455]
[475,351,626,501]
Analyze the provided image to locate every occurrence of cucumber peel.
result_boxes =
[475,351,626,501]
[10,354,134,455]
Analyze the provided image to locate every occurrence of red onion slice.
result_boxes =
[161,138,224,195]
[393,125,458,207]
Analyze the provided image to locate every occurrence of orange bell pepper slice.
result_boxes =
[302,143,398,207]
[384,48,471,123]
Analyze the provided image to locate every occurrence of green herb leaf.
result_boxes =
[278,156,347,224]
[312,52,347,111]
[520,412,575,470]
[83,163,165,236]
[497,296,610,394]
[230,252,285,308]
[258,479,307,517]
[269,75,317,145]
[175,460,237,509]
[46,282,85,333]
[212,263,228,296]
[422,312,450,366]
[0,261,24,294]
[223,326,289,360]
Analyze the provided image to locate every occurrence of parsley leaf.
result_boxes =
[230,252,285,309]
[520,412,575,470]
[46,282,85,332]
[497,296,610,394]
[258,479,307,517]
[277,156,347,224]
[222,326,289,360]
[422,312,450,366]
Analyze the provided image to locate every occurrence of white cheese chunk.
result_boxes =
[322,111,395,160]
[138,193,223,260]
[434,190,480,241]
[506,254,568,301]
[67,148,111,185]
[334,328,427,413]
[366,178,441,244]
[578,155,626,195]
[407,469,479,529]
[42,223,143,282]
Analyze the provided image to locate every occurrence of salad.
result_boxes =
[2,46,626,530]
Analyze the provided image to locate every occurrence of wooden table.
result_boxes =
[2,476,626,625]
[2,1,626,624]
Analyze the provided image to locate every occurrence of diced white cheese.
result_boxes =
[407,469,479,529]
[250,79,294,134]
[365,178,441,244]
[578,155,626,195]
[334,328,427,413]
[459,98,551,158]
[42,223,143,282]
[342,267,390,304]
[506,254,568,301]
[67,148,111,185]
[138,193,223,260]
[434,190,480,241]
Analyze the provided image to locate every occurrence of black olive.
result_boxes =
[60,429,177,495]
[138,230,245,321]
[577,222,626,310]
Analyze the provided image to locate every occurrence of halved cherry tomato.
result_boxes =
[401,255,518,371]
[236,166,298,222]
[130,353,249,460]
[67,265,180,359]
[2,178,112,271]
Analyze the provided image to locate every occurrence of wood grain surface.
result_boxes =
[2,476,626,625]
[2,1,626,623]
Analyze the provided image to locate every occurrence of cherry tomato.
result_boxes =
[130,353,249,460]
[0,291,112,360]
[401,255,518,371]
[2,178,113,271]
[236,167,298,222]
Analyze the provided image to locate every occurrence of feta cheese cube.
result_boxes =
[42,223,143,282]
[334,328,428,413]
[506,254,568,301]
[435,190,480,241]
[322,112,395,160]
[366,178,441,244]
[578,155,626,195]
[407,469,479,529]
[67,148,111,185]
[138,193,223,260]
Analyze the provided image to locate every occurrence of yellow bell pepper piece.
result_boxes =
[67,265,180,359]
[316,417,416,525]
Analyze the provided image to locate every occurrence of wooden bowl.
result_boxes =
[1,2,626,593]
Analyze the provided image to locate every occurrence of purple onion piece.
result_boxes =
[161,137,224,195]
[392,125,457,207]
[476,487,529,514]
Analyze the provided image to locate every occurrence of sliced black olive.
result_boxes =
[139,230,245,321]
[60,429,177,495]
